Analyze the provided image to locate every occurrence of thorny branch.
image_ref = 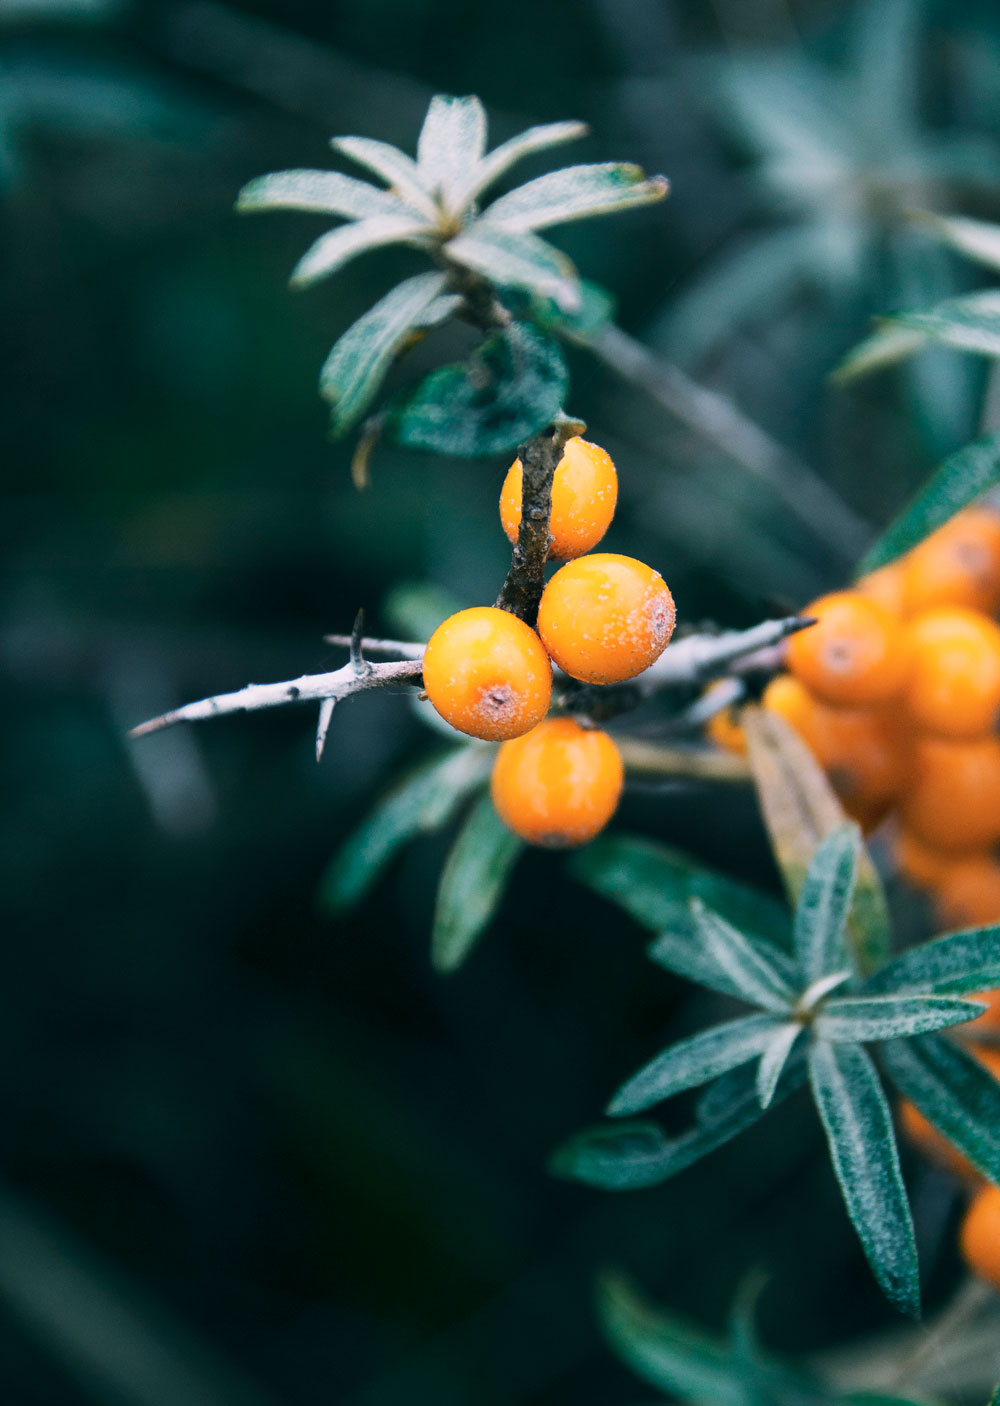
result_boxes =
[128,613,812,744]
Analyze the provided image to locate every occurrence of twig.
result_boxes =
[494,418,584,625]
[587,323,872,563]
[618,738,749,782]
[322,634,424,658]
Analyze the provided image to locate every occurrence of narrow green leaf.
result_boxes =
[608,1014,783,1117]
[513,277,616,343]
[649,922,797,1008]
[916,211,1000,274]
[864,926,1000,997]
[416,94,486,210]
[319,271,455,434]
[484,162,669,232]
[289,214,430,288]
[446,221,581,311]
[317,746,491,912]
[881,1033,1000,1184]
[756,1024,802,1109]
[689,902,797,1014]
[858,430,1000,573]
[808,1040,920,1317]
[431,793,523,972]
[390,322,568,457]
[743,708,890,977]
[794,824,860,984]
[235,168,409,220]
[569,833,792,953]
[833,323,930,384]
[814,995,985,1043]
[452,119,588,209]
[989,1383,1000,1406]
[330,134,438,219]
[889,291,1000,358]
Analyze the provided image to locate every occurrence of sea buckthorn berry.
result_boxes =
[422,606,551,741]
[785,592,909,707]
[856,563,906,616]
[933,856,1000,930]
[490,717,624,847]
[902,1047,1000,1182]
[902,607,1000,739]
[900,735,1000,852]
[706,704,746,756]
[500,437,618,561]
[894,829,968,890]
[961,1181,1000,1288]
[762,675,904,824]
[902,506,1000,617]
[537,553,675,685]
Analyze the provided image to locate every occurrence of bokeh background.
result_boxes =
[5,0,1000,1400]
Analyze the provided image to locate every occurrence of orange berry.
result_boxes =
[902,607,1000,739]
[961,1180,1000,1287]
[490,717,624,847]
[894,829,963,889]
[933,856,1000,930]
[537,553,675,685]
[422,606,551,741]
[900,735,1000,852]
[970,989,1000,1030]
[786,592,910,706]
[856,563,906,616]
[902,1047,1000,1182]
[500,437,618,561]
[762,675,904,823]
[706,704,747,756]
[902,507,1000,617]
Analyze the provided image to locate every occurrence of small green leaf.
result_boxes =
[756,1024,802,1110]
[289,214,431,288]
[916,211,1000,273]
[794,824,860,984]
[484,162,668,232]
[416,95,487,210]
[881,1033,1000,1184]
[814,994,985,1042]
[858,430,1000,573]
[889,291,1000,358]
[330,135,438,219]
[608,1014,783,1117]
[452,119,588,210]
[431,793,523,972]
[235,168,409,220]
[649,921,797,1008]
[390,322,568,457]
[319,271,457,434]
[689,902,797,1014]
[743,708,890,977]
[511,277,616,343]
[446,222,581,310]
[317,746,491,912]
[569,833,791,952]
[864,926,1000,997]
[808,1040,920,1317]
[833,323,930,383]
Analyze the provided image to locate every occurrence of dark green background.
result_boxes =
[4,0,999,1401]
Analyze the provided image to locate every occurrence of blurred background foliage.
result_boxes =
[6,0,1000,1401]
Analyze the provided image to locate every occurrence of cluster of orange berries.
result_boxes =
[710,505,1000,931]
[420,438,675,847]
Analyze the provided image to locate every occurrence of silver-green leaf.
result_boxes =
[814,994,985,1043]
[319,271,458,434]
[794,823,860,985]
[808,1040,920,1318]
[416,94,487,211]
[915,211,1000,274]
[881,1033,1000,1184]
[484,162,669,232]
[452,119,588,210]
[235,168,410,220]
[690,901,798,1014]
[331,134,438,219]
[289,214,431,288]
[446,221,581,311]
[607,1014,783,1117]
[431,792,523,973]
[756,1024,802,1110]
[864,925,1000,997]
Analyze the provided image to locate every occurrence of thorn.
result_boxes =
[350,609,366,676]
[315,698,336,762]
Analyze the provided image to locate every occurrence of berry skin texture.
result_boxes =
[422,607,551,742]
[902,607,1000,739]
[899,735,1000,852]
[961,1181,1000,1289]
[490,717,624,847]
[761,675,903,824]
[500,437,618,561]
[902,1047,1000,1182]
[537,553,675,685]
[786,592,910,707]
[902,506,1000,617]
